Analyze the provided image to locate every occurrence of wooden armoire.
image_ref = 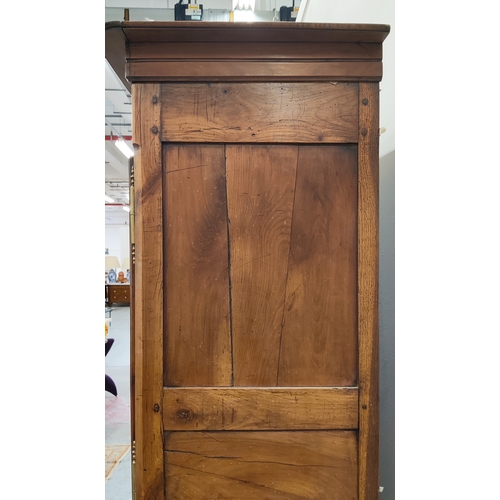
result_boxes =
[106,21,389,500]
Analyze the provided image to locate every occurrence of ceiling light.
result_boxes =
[105,195,115,203]
[233,0,255,10]
[115,138,134,159]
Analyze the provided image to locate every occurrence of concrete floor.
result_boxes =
[105,305,132,500]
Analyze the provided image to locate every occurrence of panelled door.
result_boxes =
[163,141,358,500]
[131,80,380,500]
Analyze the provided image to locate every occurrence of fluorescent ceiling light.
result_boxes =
[105,195,115,203]
[233,0,255,10]
[115,138,134,159]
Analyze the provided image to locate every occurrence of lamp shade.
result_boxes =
[121,257,130,270]
[105,256,121,270]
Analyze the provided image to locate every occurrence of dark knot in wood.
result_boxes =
[176,409,193,421]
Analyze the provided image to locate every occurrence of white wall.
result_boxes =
[299,0,395,158]
[105,224,130,268]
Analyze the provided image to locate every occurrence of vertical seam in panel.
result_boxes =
[224,144,235,387]
[276,144,300,387]
[355,144,359,388]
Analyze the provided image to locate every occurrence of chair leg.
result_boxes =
[105,374,118,396]
[105,338,115,356]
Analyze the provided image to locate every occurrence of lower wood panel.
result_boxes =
[165,431,358,500]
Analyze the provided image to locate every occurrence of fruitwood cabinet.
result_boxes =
[106,21,389,500]
[105,284,130,306]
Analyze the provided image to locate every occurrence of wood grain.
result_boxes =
[163,387,358,431]
[161,83,358,143]
[132,83,164,500]
[129,60,382,83]
[278,146,358,387]
[119,21,390,44]
[109,22,389,90]
[165,431,358,499]
[226,145,297,386]
[358,83,380,500]
[129,41,382,60]
[110,22,390,500]
[105,22,131,92]
[163,144,232,387]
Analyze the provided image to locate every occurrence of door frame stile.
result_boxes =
[357,82,380,500]
[132,82,165,500]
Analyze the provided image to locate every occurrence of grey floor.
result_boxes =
[105,306,132,500]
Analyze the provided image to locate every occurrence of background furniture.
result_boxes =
[105,284,130,306]
[106,21,389,500]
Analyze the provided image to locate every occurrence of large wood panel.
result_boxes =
[161,83,358,143]
[165,431,358,500]
[163,144,359,390]
[278,145,358,387]
[163,144,232,387]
